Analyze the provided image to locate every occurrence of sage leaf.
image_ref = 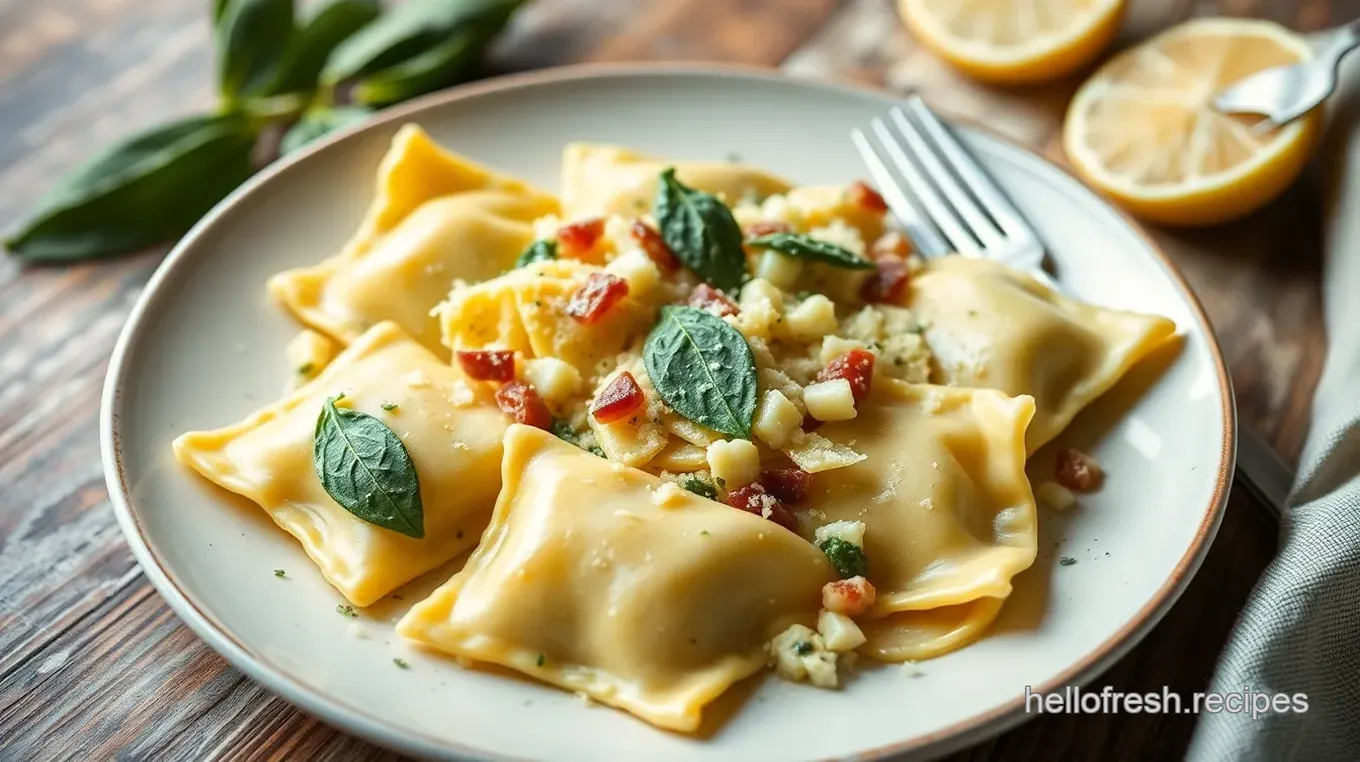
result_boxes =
[280,106,372,155]
[268,0,382,96]
[313,397,425,539]
[213,0,232,23]
[514,239,556,268]
[352,26,490,106]
[4,114,257,263]
[747,231,874,270]
[653,168,747,292]
[322,0,524,90]
[216,0,296,101]
[643,305,757,439]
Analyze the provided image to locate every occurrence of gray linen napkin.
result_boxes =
[1187,56,1360,762]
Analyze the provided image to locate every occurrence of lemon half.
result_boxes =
[1063,18,1321,226]
[897,0,1126,84]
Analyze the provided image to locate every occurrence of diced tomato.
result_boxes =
[455,349,515,382]
[557,217,606,258]
[760,468,812,504]
[860,257,910,304]
[565,272,630,324]
[744,221,793,238]
[629,221,680,271]
[847,180,889,213]
[494,381,551,429]
[816,349,875,403]
[687,283,739,317]
[822,577,876,617]
[1055,448,1103,492]
[725,484,797,531]
[590,371,645,424]
[871,231,912,259]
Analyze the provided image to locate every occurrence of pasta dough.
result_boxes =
[560,143,794,218]
[173,322,509,606]
[805,381,1037,662]
[398,425,835,732]
[910,256,1176,452]
[269,125,559,353]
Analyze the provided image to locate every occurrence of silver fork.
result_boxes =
[850,95,1293,519]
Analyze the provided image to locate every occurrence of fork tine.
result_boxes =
[904,96,1033,241]
[869,117,981,256]
[889,107,1004,248]
[850,128,951,258]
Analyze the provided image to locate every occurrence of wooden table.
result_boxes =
[0,0,1345,758]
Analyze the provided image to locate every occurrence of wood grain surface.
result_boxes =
[0,0,1348,759]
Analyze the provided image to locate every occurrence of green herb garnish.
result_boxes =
[393,657,409,669]
[336,604,357,617]
[273,569,286,578]
[314,396,424,538]
[536,653,546,667]
[5,0,527,263]
[1059,556,1077,566]
[643,306,757,439]
[746,232,874,270]
[794,641,814,656]
[818,538,868,579]
[298,362,316,376]
[680,475,718,500]
[653,168,747,291]
[380,402,398,411]
[515,239,558,268]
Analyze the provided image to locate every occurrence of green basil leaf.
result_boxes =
[268,0,381,96]
[217,0,296,100]
[4,114,257,263]
[351,25,488,106]
[322,0,524,88]
[643,305,757,439]
[747,231,874,270]
[280,106,372,155]
[514,239,557,268]
[653,168,747,292]
[313,397,425,539]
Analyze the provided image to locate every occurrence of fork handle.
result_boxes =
[1317,20,1360,73]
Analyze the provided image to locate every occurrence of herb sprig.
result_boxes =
[313,396,425,538]
[5,0,527,263]
[653,168,748,291]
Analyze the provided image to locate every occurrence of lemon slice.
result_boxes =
[1064,19,1321,226]
[897,0,1125,84]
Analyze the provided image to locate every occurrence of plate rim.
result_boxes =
[99,61,1236,762]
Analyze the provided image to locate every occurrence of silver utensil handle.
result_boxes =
[1235,426,1293,519]
[1318,20,1360,73]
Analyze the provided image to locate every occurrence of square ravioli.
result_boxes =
[803,380,1038,662]
[268,124,559,353]
[909,255,1177,452]
[173,322,509,606]
[398,425,835,732]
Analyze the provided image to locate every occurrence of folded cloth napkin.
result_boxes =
[1187,56,1360,761]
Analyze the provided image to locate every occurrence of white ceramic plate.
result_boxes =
[102,65,1234,762]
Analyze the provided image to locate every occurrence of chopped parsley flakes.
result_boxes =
[794,641,814,656]
[537,653,546,667]
[680,475,718,500]
[380,402,398,411]
[393,658,409,669]
[336,604,358,617]
[273,569,286,578]
[1059,556,1077,567]
[297,363,315,376]
[818,538,868,579]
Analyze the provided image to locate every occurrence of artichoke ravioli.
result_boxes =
[176,128,1181,734]
[909,256,1177,452]
[173,322,508,606]
[806,381,1037,661]
[269,125,559,353]
[398,425,834,732]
